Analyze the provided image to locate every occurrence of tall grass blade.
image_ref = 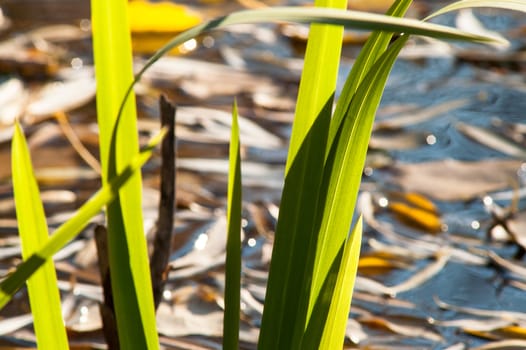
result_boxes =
[11,121,69,349]
[258,0,346,348]
[0,130,164,310]
[304,35,409,349]
[319,217,362,349]
[328,0,412,146]
[309,0,411,329]
[91,0,159,348]
[223,101,242,350]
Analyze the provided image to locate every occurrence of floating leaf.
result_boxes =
[389,201,442,233]
[389,159,522,201]
[128,1,201,33]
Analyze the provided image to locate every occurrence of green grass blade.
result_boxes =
[328,0,412,146]
[11,121,69,349]
[258,0,346,348]
[304,36,408,349]
[309,0,411,325]
[0,130,164,310]
[223,101,242,350]
[425,0,526,20]
[319,217,362,350]
[91,0,159,348]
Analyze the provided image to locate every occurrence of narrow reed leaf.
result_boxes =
[304,36,409,349]
[319,217,362,350]
[0,130,164,310]
[223,100,242,350]
[310,0,411,325]
[91,0,159,347]
[259,0,346,348]
[328,0,412,146]
[426,0,526,20]
[11,121,69,349]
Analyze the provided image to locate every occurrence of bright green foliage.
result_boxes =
[0,130,164,310]
[0,3,517,350]
[91,0,159,348]
[11,121,69,349]
[319,217,362,349]
[223,101,242,349]
[258,0,346,348]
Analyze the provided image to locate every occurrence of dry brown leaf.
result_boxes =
[390,159,523,201]
[358,313,443,343]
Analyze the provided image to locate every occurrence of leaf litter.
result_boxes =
[1,1,526,349]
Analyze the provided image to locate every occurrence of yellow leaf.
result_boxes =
[358,256,399,275]
[403,192,438,213]
[498,325,526,339]
[389,201,442,233]
[128,1,201,33]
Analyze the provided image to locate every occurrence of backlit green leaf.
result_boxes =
[223,100,242,350]
[0,130,164,310]
[12,121,69,349]
[91,0,159,347]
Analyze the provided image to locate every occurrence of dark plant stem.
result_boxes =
[150,95,176,310]
[95,224,120,350]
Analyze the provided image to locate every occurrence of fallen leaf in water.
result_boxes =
[431,317,513,333]
[0,314,33,335]
[0,78,26,125]
[497,210,526,253]
[26,77,96,119]
[128,1,201,33]
[358,255,410,275]
[358,311,443,343]
[456,122,526,158]
[434,297,526,322]
[374,99,468,130]
[390,159,523,201]
[141,56,277,100]
[472,339,526,350]
[176,106,282,149]
[370,130,428,150]
[486,250,526,282]
[389,202,442,233]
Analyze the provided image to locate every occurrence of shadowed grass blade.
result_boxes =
[223,100,242,350]
[0,130,165,310]
[91,0,159,348]
[11,121,69,349]
[258,0,346,348]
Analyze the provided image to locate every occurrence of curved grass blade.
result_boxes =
[117,6,506,123]
[425,0,526,20]
[258,0,346,348]
[11,121,69,349]
[223,100,242,350]
[319,217,362,350]
[91,0,159,347]
[0,130,165,310]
